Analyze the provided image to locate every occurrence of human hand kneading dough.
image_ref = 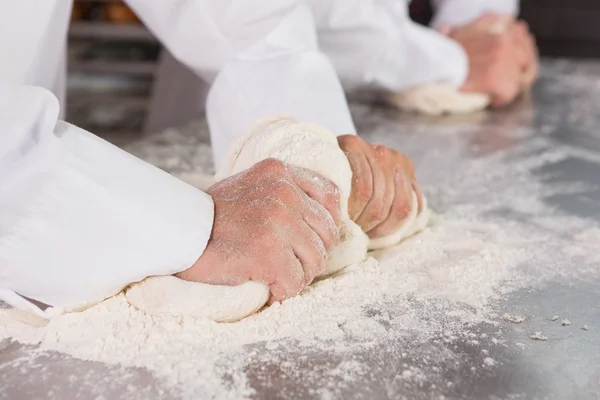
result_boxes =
[337,135,423,239]
[176,158,342,304]
[447,14,538,108]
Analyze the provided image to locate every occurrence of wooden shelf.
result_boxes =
[69,22,155,42]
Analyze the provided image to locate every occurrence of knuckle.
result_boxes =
[264,198,289,221]
[318,174,338,194]
[339,134,364,150]
[257,158,287,175]
[271,178,298,199]
[373,144,387,157]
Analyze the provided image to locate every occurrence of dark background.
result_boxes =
[409,0,600,58]
[520,0,600,58]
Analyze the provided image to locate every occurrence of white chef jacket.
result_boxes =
[123,0,517,168]
[0,1,214,315]
[0,0,516,314]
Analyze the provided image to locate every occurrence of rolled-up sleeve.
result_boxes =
[0,83,214,316]
[125,0,356,169]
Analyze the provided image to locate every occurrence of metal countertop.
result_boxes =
[1,59,600,400]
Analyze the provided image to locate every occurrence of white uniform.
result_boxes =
[0,0,516,315]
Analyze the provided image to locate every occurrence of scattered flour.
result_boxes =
[483,357,497,368]
[502,314,526,324]
[529,332,548,342]
[2,118,600,398]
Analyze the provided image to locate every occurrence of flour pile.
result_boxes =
[2,127,600,398]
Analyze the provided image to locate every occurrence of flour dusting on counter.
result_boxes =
[4,63,600,399]
[3,127,600,399]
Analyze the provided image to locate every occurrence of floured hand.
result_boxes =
[337,135,422,239]
[176,158,342,304]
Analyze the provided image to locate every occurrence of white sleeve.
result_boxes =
[0,83,214,315]
[124,0,355,169]
[310,0,468,94]
[430,0,519,29]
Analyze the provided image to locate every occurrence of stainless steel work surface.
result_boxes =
[1,59,600,400]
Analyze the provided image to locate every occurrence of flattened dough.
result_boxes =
[389,84,491,116]
[126,277,269,323]
[127,117,430,322]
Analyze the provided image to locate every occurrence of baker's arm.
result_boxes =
[0,83,214,316]
[430,0,519,29]
[309,0,468,94]
[123,0,355,169]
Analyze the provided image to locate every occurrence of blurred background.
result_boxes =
[66,0,600,142]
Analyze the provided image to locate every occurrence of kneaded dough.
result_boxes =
[126,277,269,323]
[126,116,430,322]
[388,84,490,116]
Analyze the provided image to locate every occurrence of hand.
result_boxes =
[176,158,342,304]
[337,135,422,239]
[511,20,539,88]
[448,14,538,107]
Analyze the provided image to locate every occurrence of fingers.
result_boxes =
[490,35,522,107]
[268,228,328,303]
[288,165,342,228]
[358,145,396,233]
[267,251,305,304]
[367,171,413,238]
[300,196,340,252]
[412,180,424,214]
[292,219,328,284]
[345,148,373,222]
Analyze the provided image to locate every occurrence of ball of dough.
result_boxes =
[127,116,431,323]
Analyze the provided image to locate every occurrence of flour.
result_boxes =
[2,120,600,398]
[126,117,429,323]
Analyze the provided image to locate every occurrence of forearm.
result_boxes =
[124,0,355,169]
[311,0,468,92]
[0,83,214,315]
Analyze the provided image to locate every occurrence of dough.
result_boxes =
[215,116,371,278]
[388,84,491,116]
[125,277,269,323]
[126,117,430,322]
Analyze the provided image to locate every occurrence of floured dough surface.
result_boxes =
[127,117,430,322]
[126,277,269,323]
